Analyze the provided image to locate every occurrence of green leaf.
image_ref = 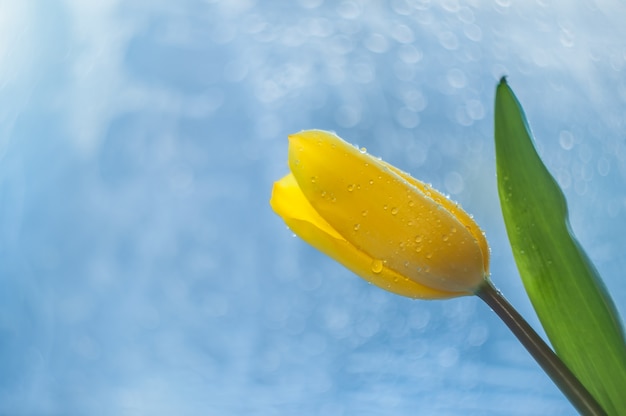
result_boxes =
[494,77,626,415]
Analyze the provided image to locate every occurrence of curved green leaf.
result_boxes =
[494,77,626,415]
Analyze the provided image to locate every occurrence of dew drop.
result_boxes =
[311,176,317,183]
[347,184,355,192]
[360,147,367,153]
[415,235,423,243]
[451,227,457,233]
[391,207,399,215]
[426,252,433,259]
[442,234,449,242]
[383,204,388,210]
[368,179,374,185]
[361,210,368,217]
[371,259,384,274]
[353,223,361,231]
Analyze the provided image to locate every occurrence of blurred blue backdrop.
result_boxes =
[1,0,625,414]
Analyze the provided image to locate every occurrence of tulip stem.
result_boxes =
[475,281,606,416]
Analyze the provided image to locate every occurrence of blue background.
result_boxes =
[1,1,625,414]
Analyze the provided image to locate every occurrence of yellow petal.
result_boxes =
[271,173,461,299]
[287,130,487,294]
[381,161,490,276]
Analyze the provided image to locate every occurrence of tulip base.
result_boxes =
[475,281,606,416]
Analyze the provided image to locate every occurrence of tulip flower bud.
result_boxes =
[271,130,490,299]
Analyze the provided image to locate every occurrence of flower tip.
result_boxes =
[287,130,336,168]
[286,131,310,150]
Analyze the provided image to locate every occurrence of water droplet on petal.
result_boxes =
[442,234,449,242]
[353,223,361,231]
[371,259,384,274]
[415,235,423,243]
[347,184,355,192]
[360,147,367,153]
[361,210,368,217]
[311,176,317,183]
[391,207,399,215]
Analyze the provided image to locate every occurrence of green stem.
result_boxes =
[475,281,606,416]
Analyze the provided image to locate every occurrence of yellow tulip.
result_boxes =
[270,129,490,299]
